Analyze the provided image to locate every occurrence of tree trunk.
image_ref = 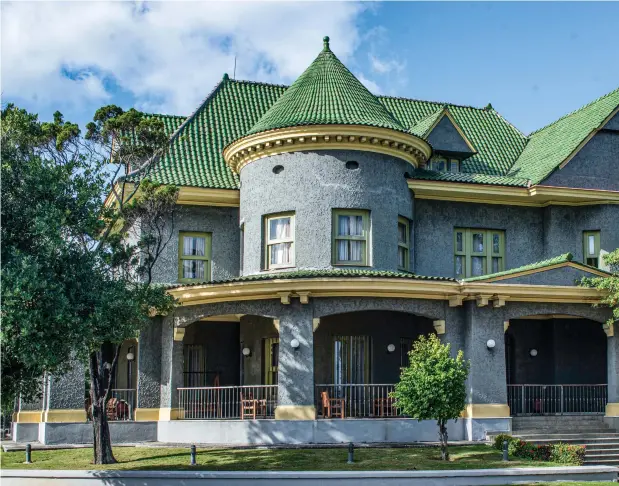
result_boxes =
[438,420,449,461]
[88,344,121,465]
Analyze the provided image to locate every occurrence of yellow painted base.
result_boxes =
[274,405,316,420]
[606,403,619,417]
[158,408,181,421]
[43,409,87,423]
[14,411,44,423]
[462,404,511,419]
[134,408,160,421]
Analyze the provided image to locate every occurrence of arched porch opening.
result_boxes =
[314,310,436,419]
[505,315,607,416]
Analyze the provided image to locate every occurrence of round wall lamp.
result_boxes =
[530,349,538,357]
[486,339,496,349]
[126,352,135,362]
[290,339,300,349]
[242,347,251,357]
[387,344,396,353]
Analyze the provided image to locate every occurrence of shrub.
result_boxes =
[493,434,514,451]
[550,443,586,465]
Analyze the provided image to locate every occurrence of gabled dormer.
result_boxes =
[410,106,476,173]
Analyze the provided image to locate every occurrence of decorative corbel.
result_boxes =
[476,294,492,307]
[603,323,614,337]
[433,320,446,335]
[493,295,507,308]
[173,327,185,342]
[504,321,510,333]
[273,319,280,333]
[313,318,321,332]
[277,291,292,305]
[296,291,311,304]
[448,295,464,307]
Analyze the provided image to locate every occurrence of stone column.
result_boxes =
[606,322,619,422]
[463,302,510,440]
[275,302,316,419]
[159,317,185,420]
[43,358,87,423]
[135,318,162,421]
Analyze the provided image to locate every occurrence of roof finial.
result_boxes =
[223,73,229,81]
[323,36,330,51]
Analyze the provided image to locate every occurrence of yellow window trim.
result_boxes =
[332,209,370,266]
[397,216,410,271]
[178,231,212,283]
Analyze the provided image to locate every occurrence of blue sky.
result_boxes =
[2,2,618,134]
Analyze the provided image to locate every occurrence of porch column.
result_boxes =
[275,303,315,419]
[135,317,162,421]
[606,322,619,421]
[159,317,184,420]
[463,302,510,440]
[43,357,87,423]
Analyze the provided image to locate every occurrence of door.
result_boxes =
[263,337,279,385]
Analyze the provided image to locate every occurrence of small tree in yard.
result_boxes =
[392,334,469,460]
[581,248,619,329]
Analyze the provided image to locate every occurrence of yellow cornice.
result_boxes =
[471,261,610,283]
[104,182,240,209]
[408,180,619,207]
[223,125,432,173]
[167,277,606,308]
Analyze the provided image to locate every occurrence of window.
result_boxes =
[454,228,505,278]
[397,217,410,271]
[183,344,206,387]
[428,156,460,173]
[265,213,295,269]
[333,210,370,265]
[178,232,212,282]
[583,231,600,267]
[332,335,371,385]
[263,337,279,385]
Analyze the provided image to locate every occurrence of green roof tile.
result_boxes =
[167,268,456,288]
[408,109,444,138]
[508,87,619,184]
[245,37,405,136]
[410,169,530,187]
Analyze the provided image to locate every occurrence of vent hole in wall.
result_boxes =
[345,161,359,170]
[404,171,411,179]
[272,165,284,174]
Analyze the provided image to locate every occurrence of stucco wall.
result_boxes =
[137,318,162,409]
[413,199,544,278]
[495,266,600,286]
[239,150,413,275]
[151,206,240,284]
[541,115,619,191]
[426,116,472,155]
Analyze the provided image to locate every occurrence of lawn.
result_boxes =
[1,444,571,471]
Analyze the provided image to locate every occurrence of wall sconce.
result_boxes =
[486,339,496,349]
[242,347,251,357]
[387,344,396,353]
[290,339,300,349]
[530,349,538,357]
[126,352,135,362]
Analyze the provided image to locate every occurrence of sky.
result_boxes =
[2,1,618,135]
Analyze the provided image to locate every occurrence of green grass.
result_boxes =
[0,445,571,471]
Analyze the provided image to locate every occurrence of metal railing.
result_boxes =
[507,384,607,416]
[315,384,398,418]
[107,389,136,421]
[178,385,278,420]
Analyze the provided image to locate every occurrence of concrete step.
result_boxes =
[525,438,619,446]
[514,433,619,440]
[514,428,612,434]
[586,444,619,451]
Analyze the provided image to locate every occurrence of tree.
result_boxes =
[392,334,469,460]
[581,249,619,328]
[1,104,178,464]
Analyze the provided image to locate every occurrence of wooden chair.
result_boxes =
[321,391,345,418]
[240,392,267,419]
[106,398,130,421]
[203,374,221,418]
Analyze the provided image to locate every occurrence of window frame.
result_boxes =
[397,216,410,271]
[178,231,212,283]
[583,231,601,268]
[332,209,370,266]
[264,212,295,270]
[454,228,505,278]
[429,156,460,173]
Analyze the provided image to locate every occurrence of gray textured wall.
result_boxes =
[239,150,413,275]
[47,358,85,410]
[543,205,619,262]
[541,116,619,190]
[137,318,162,409]
[414,200,544,278]
[608,324,619,404]
[426,116,473,155]
[159,318,183,409]
[151,206,240,284]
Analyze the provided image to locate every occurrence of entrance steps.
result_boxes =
[511,416,619,466]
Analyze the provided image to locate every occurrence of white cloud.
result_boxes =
[369,54,405,75]
[355,73,382,95]
[1,1,366,115]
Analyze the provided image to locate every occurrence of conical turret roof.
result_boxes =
[246,37,406,135]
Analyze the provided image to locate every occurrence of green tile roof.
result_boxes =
[410,169,531,187]
[245,37,406,137]
[144,113,186,136]
[508,87,619,184]
[408,109,444,138]
[167,268,456,288]
[462,253,609,282]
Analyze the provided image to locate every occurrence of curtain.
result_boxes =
[270,217,291,240]
[333,335,370,385]
[270,242,292,265]
[183,260,205,279]
[338,215,363,236]
[337,241,362,262]
[472,256,484,276]
[183,236,205,256]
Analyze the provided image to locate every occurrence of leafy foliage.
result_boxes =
[581,248,619,327]
[1,103,177,463]
[392,334,469,460]
[493,434,584,465]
